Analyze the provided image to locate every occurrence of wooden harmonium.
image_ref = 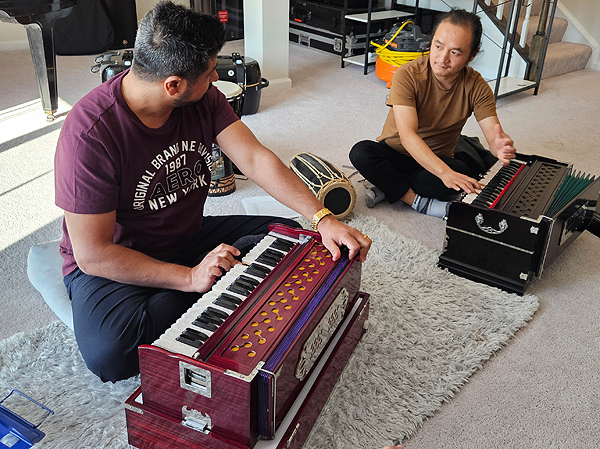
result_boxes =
[439,153,600,295]
[125,224,368,449]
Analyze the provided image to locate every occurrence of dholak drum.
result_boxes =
[289,152,357,220]
[209,81,244,196]
[214,80,244,118]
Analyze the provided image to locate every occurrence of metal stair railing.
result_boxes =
[527,0,558,92]
[474,0,558,99]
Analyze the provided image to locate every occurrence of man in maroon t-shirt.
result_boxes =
[54,1,371,382]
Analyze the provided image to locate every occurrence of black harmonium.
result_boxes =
[439,153,600,295]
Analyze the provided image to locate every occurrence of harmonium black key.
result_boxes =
[176,327,209,348]
[151,232,300,357]
[470,160,525,209]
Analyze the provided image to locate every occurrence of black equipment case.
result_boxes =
[290,0,378,35]
[216,53,269,116]
[289,22,357,56]
[92,51,269,116]
[91,50,133,82]
[289,0,391,56]
[313,0,379,7]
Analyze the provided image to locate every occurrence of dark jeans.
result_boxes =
[64,215,299,382]
[349,137,497,203]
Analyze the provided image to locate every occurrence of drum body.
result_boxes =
[213,80,244,119]
[289,153,357,220]
[208,144,236,197]
[209,81,244,196]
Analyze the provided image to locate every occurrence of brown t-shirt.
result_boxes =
[377,54,497,157]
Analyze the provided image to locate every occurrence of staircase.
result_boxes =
[477,0,592,97]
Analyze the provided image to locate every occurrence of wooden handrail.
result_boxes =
[528,0,551,80]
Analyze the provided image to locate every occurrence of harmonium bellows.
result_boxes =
[125,224,369,449]
[439,153,600,295]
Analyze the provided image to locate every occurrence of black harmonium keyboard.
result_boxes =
[439,153,600,294]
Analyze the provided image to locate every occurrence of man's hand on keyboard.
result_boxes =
[190,243,241,293]
[316,215,371,263]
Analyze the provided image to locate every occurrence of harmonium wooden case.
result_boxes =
[125,224,370,449]
[439,153,600,295]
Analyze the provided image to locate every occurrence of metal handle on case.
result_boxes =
[475,213,508,235]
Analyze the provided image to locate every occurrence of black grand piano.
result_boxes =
[0,0,76,121]
[1,0,137,121]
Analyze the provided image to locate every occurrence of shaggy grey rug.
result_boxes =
[0,216,538,448]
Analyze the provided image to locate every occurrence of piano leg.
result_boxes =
[23,21,58,121]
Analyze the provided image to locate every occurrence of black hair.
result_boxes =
[132,1,226,82]
[432,8,483,58]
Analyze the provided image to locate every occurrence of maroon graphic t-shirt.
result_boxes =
[55,70,239,276]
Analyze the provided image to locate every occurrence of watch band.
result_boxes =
[311,207,333,231]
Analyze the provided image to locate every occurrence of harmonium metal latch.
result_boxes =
[182,406,212,434]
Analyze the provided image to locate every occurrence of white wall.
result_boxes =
[0,19,28,50]
[560,0,600,43]
[557,0,600,71]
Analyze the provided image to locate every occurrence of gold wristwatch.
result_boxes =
[311,207,333,231]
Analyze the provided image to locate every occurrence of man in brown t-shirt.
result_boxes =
[350,9,517,217]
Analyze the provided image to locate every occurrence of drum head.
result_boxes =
[318,181,356,220]
[213,80,243,99]
[289,152,357,221]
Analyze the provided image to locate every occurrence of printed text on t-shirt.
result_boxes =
[132,140,212,211]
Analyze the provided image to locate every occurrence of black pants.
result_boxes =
[349,137,497,203]
[64,215,299,382]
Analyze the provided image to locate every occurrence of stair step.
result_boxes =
[539,41,592,79]
[486,1,567,47]
[490,0,543,20]
[520,15,568,47]
[527,0,544,17]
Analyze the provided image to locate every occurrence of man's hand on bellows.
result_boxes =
[189,243,241,293]
[494,123,517,165]
[316,215,371,263]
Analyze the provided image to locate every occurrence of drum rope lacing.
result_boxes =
[290,155,348,192]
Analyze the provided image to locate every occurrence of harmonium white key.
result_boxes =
[462,159,526,206]
[462,160,503,204]
[154,296,217,357]
[152,231,300,357]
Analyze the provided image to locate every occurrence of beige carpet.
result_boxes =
[2,39,600,448]
[0,216,538,449]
